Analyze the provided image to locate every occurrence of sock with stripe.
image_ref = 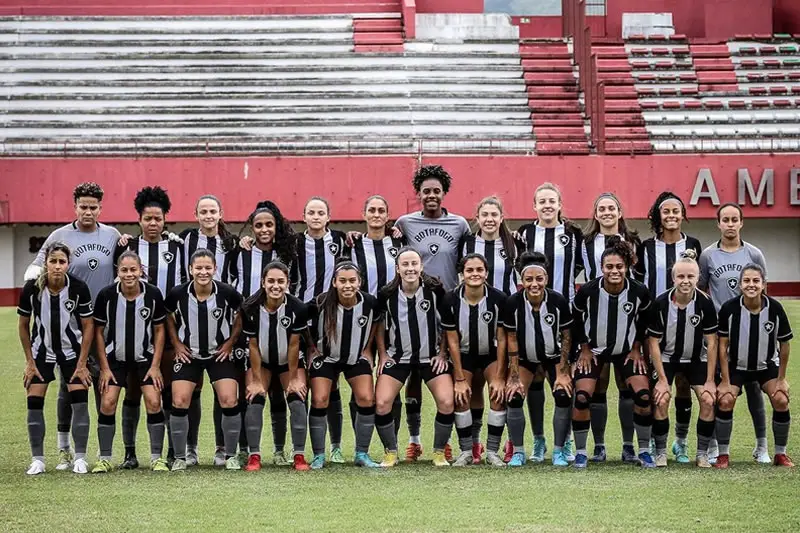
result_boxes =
[634,412,653,452]
[122,398,140,457]
[619,390,635,446]
[309,407,328,457]
[245,396,265,455]
[391,395,402,440]
[270,388,288,453]
[674,397,692,445]
[187,390,202,452]
[376,412,398,453]
[27,396,46,461]
[146,411,166,461]
[355,404,376,454]
[528,381,546,438]
[455,410,473,453]
[169,408,189,460]
[69,390,90,460]
[327,388,343,450]
[715,409,733,456]
[287,394,308,455]
[553,389,572,448]
[589,392,607,447]
[433,411,455,452]
[221,406,242,459]
[773,410,791,455]
[406,399,422,444]
[572,419,590,456]
[470,408,484,445]
[97,412,116,461]
[507,398,526,454]
[696,418,714,456]
[486,409,506,453]
[653,417,670,455]
[57,377,72,452]
[212,390,224,449]
[744,381,768,444]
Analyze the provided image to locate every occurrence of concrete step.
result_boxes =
[0,43,360,55]
[3,93,531,104]
[0,16,360,31]
[0,36,358,46]
[2,63,524,74]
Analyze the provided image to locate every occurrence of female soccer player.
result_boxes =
[440,253,508,467]
[635,192,703,464]
[165,249,243,471]
[234,201,297,466]
[646,250,719,467]
[374,248,455,467]
[503,252,574,467]
[514,183,583,463]
[581,193,641,464]
[113,186,184,470]
[699,203,770,464]
[307,261,382,469]
[19,242,94,475]
[714,264,793,468]
[571,237,656,469]
[241,261,310,472]
[91,252,169,473]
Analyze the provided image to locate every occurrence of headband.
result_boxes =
[520,264,547,276]
[659,197,682,210]
[334,262,360,275]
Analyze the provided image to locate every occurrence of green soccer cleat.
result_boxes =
[310,454,326,470]
[272,450,289,466]
[225,456,241,471]
[56,449,73,471]
[151,458,170,472]
[91,459,113,474]
[329,447,345,464]
[171,458,187,472]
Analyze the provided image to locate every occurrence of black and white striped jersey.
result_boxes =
[502,288,573,363]
[309,291,381,366]
[114,237,185,298]
[351,235,404,297]
[241,294,308,367]
[93,281,167,364]
[717,295,793,372]
[440,285,506,357]
[634,234,703,298]
[292,230,349,303]
[17,274,94,363]
[572,277,652,358]
[647,288,718,364]
[379,283,446,365]
[229,247,283,299]
[517,222,583,301]
[179,228,236,284]
[581,233,633,281]
[165,280,243,360]
[459,235,518,295]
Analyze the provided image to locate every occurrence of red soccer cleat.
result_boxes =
[472,442,485,465]
[405,442,423,462]
[293,454,310,471]
[503,440,514,463]
[444,443,453,462]
[244,454,261,471]
[714,454,730,469]
[774,454,795,467]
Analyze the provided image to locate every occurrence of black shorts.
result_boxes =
[729,366,779,389]
[172,357,240,385]
[258,354,307,377]
[33,357,78,385]
[460,352,496,374]
[519,358,559,384]
[382,360,452,384]
[310,358,373,381]
[663,361,708,388]
[573,355,648,382]
[108,359,154,387]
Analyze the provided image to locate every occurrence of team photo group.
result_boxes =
[17,164,794,477]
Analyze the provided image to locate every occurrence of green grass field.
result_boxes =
[1,306,799,533]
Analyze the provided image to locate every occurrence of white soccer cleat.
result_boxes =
[186,448,199,467]
[72,457,88,474]
[452,451,473,467]
[55,449,73,471]
[753,447,771,464]
[26,459,46,475]
[213,448,226,467]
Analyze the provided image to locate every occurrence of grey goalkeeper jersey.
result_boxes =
[33,221,121,301]
[698,240,767,311]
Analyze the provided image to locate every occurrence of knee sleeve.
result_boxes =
[27,396,45,410]
[251,395,266,406]
[507,393,524,409]
[633,389,651,408]
[553,389,572,409]
[147,411,166,424]
[574,390,592,411]
[69,390,88,403]
[286,393,303,405]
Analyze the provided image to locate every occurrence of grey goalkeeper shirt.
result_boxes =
[698,240,767,311]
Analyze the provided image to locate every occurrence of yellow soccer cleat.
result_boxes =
[432,451,450,467]
[381,451,399,468]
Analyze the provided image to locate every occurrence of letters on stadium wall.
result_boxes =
[690,168,800,208]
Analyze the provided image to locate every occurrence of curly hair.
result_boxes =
[240,200,297,266]
[134,186,171,216]
[515,250,549,274]
[601,235,634,269]
[412,165,452,194]
[73,182,104,202]
[647,191,686,236]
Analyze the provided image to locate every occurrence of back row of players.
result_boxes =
[18,165,793,474]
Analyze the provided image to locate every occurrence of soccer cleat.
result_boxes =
[432,451,450,467]
[774,454,795,468]
[696,455,712,469]
[151,458,169,472]
[185,448,199,467]
[92,459,113,474]
[648,438,656,457]
[503,440,514,463]
[225,456,241,471]
[26,459,46,476]
[655,452,668,468]
[672,441,690,464]
[405,442,423,462]
[472,442,485,465]
[707,441,719,465]
[621,444,638,463]
[485,451,506,467]
[213,447,226,467]
[639,452,656,469]
[273,451,289,466]
[563,440,575,462]
[237,451,249,468]
[171,458,187,472]
[329,447,345,464]
[120,454,139,470]
[552,450,569,467]
[72,457,88,474]
[381,451,399,468]
[573,453,588,469]
[244,454,262,472]
[591,445,607,462]
[56,449,73,471]
[713,454,730,469]
[293,454,310,471]
[453,451,473,467]
[444,443,453,462]
[508,452,526,467]
[530,436,547,463]
[354,452,382,468]
[753,447,771,464]
[310,454,326,470]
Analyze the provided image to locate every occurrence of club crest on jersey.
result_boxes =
[280,316,292,329]
[357,315,369,328]
[384,360,395,369]
[481,311,494,324]
[499,248,508,260]
[63,299,75,312]
[211,308,223,320]
[87,258,99,271]
[764,321,775,333]
[428,243,440,256]
[173,363,182,373]
[388,247,399,258]
[162,251,175,264]
[234,348,246,360]
[689,314,701,327]
[327,242,340,256]
[312,358,324,370]
[558,234,571,248]
[543,313,555,326]
[418,299,431,312]
[139,307,151,320]
[727,278,738,290]
[622,302,634,315]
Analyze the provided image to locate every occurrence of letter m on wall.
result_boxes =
[738,168,774,206]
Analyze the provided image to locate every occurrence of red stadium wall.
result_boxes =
[415,0,482,13]
[774,0,800,35]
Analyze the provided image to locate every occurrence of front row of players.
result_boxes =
[19,237,793,474]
